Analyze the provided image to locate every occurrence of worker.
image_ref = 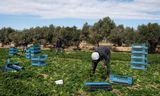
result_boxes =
[91,46,111,78]
[55,38,63,54]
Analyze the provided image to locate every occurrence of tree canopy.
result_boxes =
[0,17,160,53]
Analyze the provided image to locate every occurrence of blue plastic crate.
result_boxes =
[32,62,46,66]
[9,47,18,51]
[131,44,148,50]
[25,45,41,59]
[2,59,23,72]
[31,56,40,61]
[131,62,147,65]
[7,64,23,71]
[132,47,148,50]
[30,46,40,50]
[131,43,148,70]
[31,54,47,66]
[34,47,40,50]
[25,48,30,53]
[131,55,147,60]
[30,50,40,54]
[131,58,147,65]
[131,57,147,60]
[25,54,30,59]
[9,48,18,56]
[40,55,48,61]
[85,82,112,91]
[31,61,40,66]
[131,44,148,48]
[25,48,31,59]
[131,50,148,54]
[109,74,133,85]
[131,64,147,70]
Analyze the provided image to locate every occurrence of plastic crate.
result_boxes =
[2,59,23,72]
[9,47,18,56]
[31,54,48,66]
[7,64,23,71]
[131,43,148,70]
[131,64,147,70]
[131,58,147,65]
[109,74,133,85]
[85,82,112,91]
[25,45,41,59]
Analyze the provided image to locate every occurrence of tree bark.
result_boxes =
[96,41,99,47]
[148,40,157,53]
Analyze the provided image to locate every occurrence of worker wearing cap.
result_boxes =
[91,46,111,78]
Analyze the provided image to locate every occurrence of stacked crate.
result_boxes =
[30,44,41,55]
[31,54,48,66]
[131,44,148,70]
[25,48,31,59]
[25,44,47,66]
[9,47,18,56]
[25,44,41,59]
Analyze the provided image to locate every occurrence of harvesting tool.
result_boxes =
[85,82,112,91]
[109,74,133,85]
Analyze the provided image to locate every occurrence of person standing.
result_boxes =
[55,38,63,54]
[22,38,28,53]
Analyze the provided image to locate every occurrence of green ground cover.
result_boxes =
[0,48,160,96]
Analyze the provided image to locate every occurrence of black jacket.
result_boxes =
[93,46,111,64]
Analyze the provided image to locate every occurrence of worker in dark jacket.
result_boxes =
[22,38,28,53]
[91,46,111,78]
[55,38,63,54]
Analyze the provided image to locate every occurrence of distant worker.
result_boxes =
[55,38,63,54]
[22,38,28,53]
[91,46,111,78]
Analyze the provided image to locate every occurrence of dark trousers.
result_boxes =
[92,56,110,77]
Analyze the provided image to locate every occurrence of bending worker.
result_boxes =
[91,46,111,78]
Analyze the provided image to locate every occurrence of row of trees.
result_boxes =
[0,25,81,47]
[80,17,160,53]
[0,17,160,53]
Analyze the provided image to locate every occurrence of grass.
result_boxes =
[0,48,160,96]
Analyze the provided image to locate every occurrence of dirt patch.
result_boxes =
[112,46,131,52]
[2,42,160,53]
[156,47,160,53]
[79,41,95,51]
[37,74,49,79]
[112,89,123,96]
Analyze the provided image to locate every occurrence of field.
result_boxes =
[0,48,160,96]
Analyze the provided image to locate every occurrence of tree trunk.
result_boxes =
[117,41,122,46]
[0,43,3,47]
[76,41,80,50]
[96,41,99,47]
[148,40,157,53]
